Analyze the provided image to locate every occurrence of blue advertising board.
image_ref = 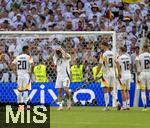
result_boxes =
[0,82,149,107]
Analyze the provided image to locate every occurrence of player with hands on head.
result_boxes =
[53,47,71,111]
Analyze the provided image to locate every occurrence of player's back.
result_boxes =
[118,54,131,75]
[13,54,33,76]
[103,50,115,73]
[139,52,150,72]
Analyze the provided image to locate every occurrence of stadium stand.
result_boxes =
[0,0,149,82]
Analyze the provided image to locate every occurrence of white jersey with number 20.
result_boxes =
[12,54,33,76]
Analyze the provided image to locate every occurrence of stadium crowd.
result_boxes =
[0,0,150,82]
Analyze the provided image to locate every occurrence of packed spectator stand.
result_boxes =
[0,0,149,82]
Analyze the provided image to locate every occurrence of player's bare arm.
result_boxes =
[114,64,118,78]
[95,63,102,78]
[104,57,110,71]
[30,63,34,75]
[116,61,121,79]
[94,62,102,81]
[135,59,141,76]
[11,57,17,76]
[59,48,71,60]
[95,53,103,79]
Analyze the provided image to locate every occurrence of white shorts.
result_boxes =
[17,74,31,91]
[101,72,115,88]
[55,77,70,88]
[138,72,150,90]
[115,79,121,90]
[119,74,131,90]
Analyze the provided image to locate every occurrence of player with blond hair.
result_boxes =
[96,42,121,111]
[116,47,131,110]
[136,44,150,111]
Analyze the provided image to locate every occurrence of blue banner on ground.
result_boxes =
[0,82,149,107]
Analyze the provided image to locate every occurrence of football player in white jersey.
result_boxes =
[12,46,34,110]
[116,47,131,110]
[136,44,150,111]
[96,42,121,111]
[53,48,71,110]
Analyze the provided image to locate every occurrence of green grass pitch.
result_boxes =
[50,107,150,128]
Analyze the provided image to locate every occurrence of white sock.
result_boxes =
[111,91,119,104]
[141,91,147,107]
[126,99,130,108]
[123,101,126,109]
[18,92,23,104]
[104,93,109,107]
[67,99,71,107]
[23,91,28,105]
[59,101,63,107]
